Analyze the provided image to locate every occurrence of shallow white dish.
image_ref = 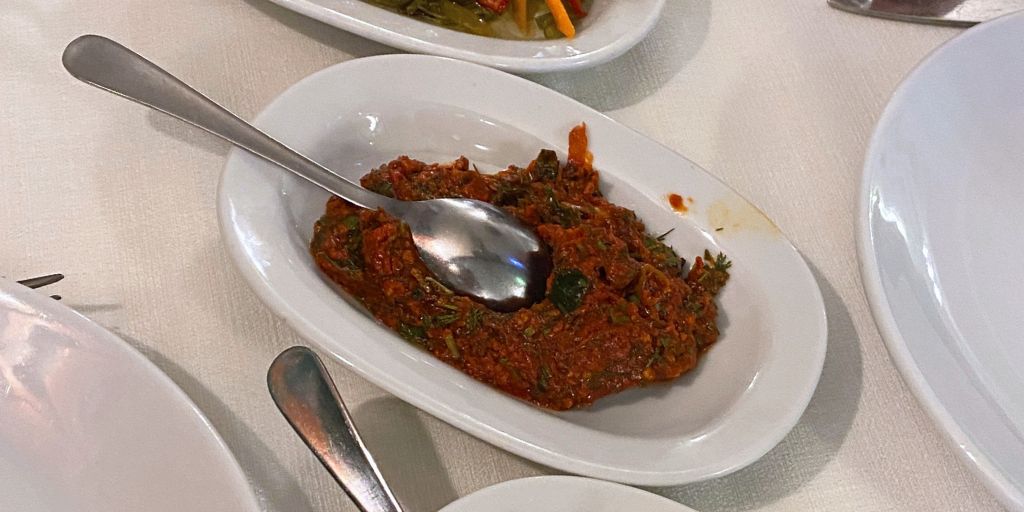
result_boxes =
[0,279,259,512]
[267,0,664,73]
[858,11,1024,511]
[218,54,827,486]
[439,475,695,511]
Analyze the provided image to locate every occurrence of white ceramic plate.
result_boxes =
[439,475,696,511]
[0,279,259,512]
[266,0,664,73]
[218,54,827,486]
[858,11,1024,511]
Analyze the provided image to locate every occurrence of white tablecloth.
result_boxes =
[1,1,1005,510]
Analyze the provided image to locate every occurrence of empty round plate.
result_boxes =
[858,10,1024,511]
[0,279,259,512]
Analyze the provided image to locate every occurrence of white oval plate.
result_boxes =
[858,11,1024,511]
[218,54,827,486]
[0,279,259,512]
[439,476,696,511]
[267,0,664,73]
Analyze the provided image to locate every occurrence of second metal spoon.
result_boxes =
[268,346,404,512]
[61,35,550,312]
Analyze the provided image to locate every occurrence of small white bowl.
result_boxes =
[218,54,827,485]
[267,0,665,73]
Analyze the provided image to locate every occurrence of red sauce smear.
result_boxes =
[668,193,688,213]
[310,124,730,410]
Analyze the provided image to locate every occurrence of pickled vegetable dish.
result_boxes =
[311,124,731,410]
[365,0,591,39]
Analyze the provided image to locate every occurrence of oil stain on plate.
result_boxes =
[706,199,780,236]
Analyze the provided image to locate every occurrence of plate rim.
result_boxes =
[438,475,697,511]
[0,278,261,511]
[217,53,828,486]
[856,9,1024,511]
[266,0,666,73]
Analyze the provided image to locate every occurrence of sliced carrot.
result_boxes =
[567,122,592,169]
[544,0,575,38]
[514,0,529,35]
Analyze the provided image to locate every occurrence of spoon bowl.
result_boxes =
[395,197,550,311]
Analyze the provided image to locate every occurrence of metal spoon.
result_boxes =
[268,346,404,512]
[61,35,550,312]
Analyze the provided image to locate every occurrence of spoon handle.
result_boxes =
[268,347,405,512]
[61,35,386,210]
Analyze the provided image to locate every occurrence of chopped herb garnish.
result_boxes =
[544,186,581,227]
[534,149,560,181]
[549,268,589,314]
[715,227,724,232]
[685,298,704,314]
[711,251,732,271]
[424,276,453,295]
[312,214,365,270]
[367,180,394,197]
[398,323,426,342]
[695,250,732,294]
[642,235,681,269]
[321,258,354,275]
[341,215,360,230]
[523,326,536,337]
[493,180,526,206]
[537,364,551,392]
[444,334,460,359]
[656,228,675,241]
[433,313,458,326]
[646,337,674,368]
[466,308,483,331]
